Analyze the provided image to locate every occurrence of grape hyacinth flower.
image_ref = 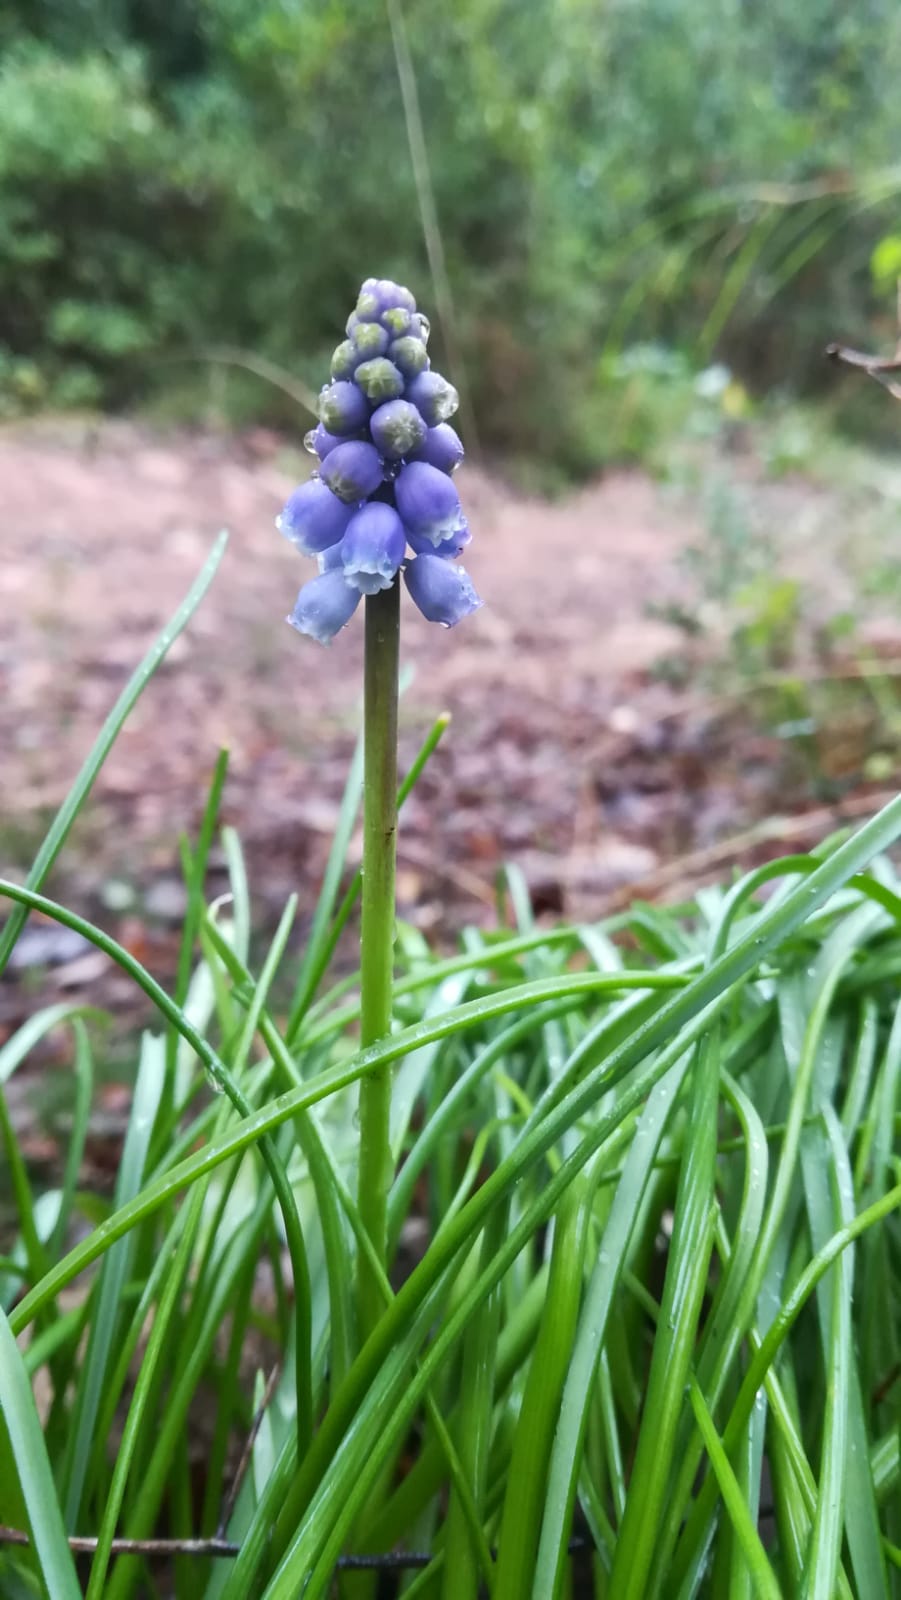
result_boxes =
[278,277,480,644]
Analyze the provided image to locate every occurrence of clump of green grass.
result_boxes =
[2,537,901,1598]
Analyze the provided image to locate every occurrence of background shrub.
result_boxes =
[3,0,901,465]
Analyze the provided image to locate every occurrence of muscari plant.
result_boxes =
[278,278,481,1345]
[2,283,901,1600]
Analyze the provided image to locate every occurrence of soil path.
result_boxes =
[1,417,892,1028]
[0,420,692,912]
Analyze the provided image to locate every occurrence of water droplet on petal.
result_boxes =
[418,314,431,342]
[304,428,319,455]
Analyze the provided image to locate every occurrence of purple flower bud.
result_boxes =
[409,422,464,474]
[389,336,430,380]
[340,502,406,595]
[277,478,355,555]
[404,369,458,425]
[355,290,382,322]
[374,280,416,313]
[370,399,428,460]
[381,306,416,338]
[288,569,361,644]
[358,279,417,319]
[311,423,343,459]
[405,520,471,560]
[395,460,467,547]
[404,554,482,627]
[352,321,390,360]
[320,439,384,503]
[354,358,404,403]
[330,341,359,381]
[319,380,370,436]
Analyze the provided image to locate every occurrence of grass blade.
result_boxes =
[0,1306,81,1599]
[688,1379,782,1600]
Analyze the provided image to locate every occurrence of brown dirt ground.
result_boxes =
[0,416,897,1039]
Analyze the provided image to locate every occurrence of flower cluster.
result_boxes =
[278,279,481,645]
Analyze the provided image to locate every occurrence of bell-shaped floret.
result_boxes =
[395,460,467,547]
[277,478,355,555]
[288,569,361,644]
[340,502,406,595]
[405,520,471,560]
[404,554,482,626]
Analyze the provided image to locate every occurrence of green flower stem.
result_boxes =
[357,579,401,1344]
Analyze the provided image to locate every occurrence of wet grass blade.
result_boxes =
[60,1031,165,1527]
[0,1306,81,1600]
[607,1030,720,1599]
[688,1378,782,1600]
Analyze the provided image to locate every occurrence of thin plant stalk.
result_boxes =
[357,579,402,1344]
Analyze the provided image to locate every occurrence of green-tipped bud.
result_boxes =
[389,336,430,379]
[381,306,415,338]
[355,289,382,322]
[369,398,428,459]
[354,358,404,403]
[331,340,359,380]
[352,321,390,360]
[405,369,458,425]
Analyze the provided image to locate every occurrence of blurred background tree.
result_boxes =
[2,0,901,470]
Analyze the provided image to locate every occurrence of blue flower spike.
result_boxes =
[277,278,481,643]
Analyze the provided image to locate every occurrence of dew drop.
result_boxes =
[418,314,431,342]
[304,428,319,455]
[204,1067,225,1096]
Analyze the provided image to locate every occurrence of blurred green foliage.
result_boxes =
[3,0,901,468]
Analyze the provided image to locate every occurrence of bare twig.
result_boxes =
[216,1361,282,1537]
[826,340,901,400]
[0,1524,587,1571]
[0,1527,240,1560]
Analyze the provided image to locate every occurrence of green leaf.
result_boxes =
[0,1307,81,1600]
